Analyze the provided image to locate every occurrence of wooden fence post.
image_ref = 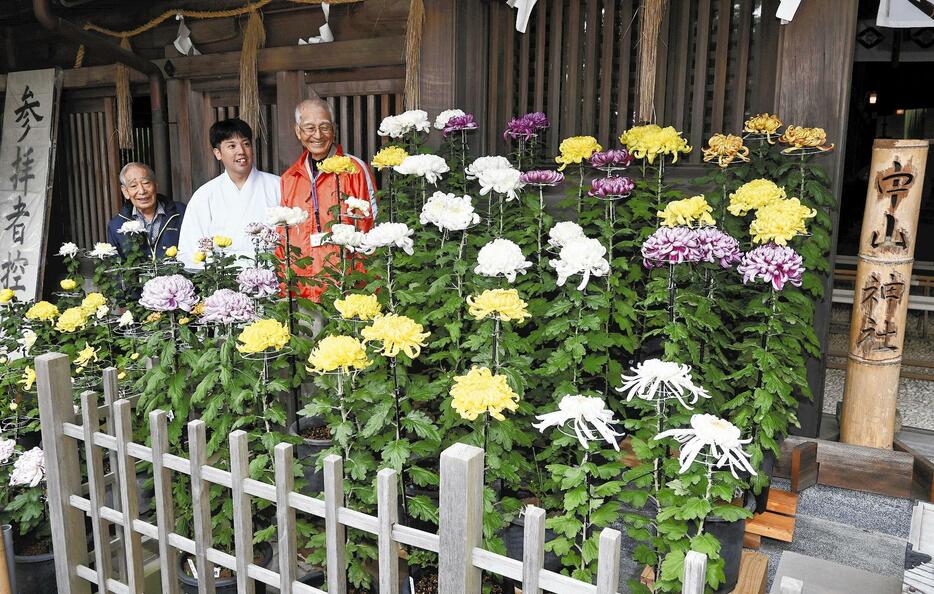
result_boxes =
[438,443,483,594]
[101,367,126,583]
[681,550,707,594]
[114,399,144,593]
[188,420,214,594]
[35,352,91,594]
[595,528,622,594]
[150,410,180,594]
[80,391,112,592]
[230,430,256,594]
[324,454,347,594]
[521,506,546,594]
[275,443,298,594]
[376,468,400,594]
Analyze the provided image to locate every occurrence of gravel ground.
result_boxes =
[824,305,934,430]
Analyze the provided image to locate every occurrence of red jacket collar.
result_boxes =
[287,144,346,179]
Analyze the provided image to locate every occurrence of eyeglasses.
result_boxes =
[123,178,154,191]
[298,123,334,136]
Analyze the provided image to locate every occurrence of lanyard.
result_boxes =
[304,157,323,231]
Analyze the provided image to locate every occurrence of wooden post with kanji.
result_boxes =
[841,138,929,449]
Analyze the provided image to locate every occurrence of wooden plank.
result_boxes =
[776,436,914,499]
[103,98,121,213]
[689,0,712,162]
[908,501,934,553]
[101,368,126,582]
[81,391,114,591]
[438,443,484,594]
[894,437,934,502]
[790,441,818,493]
[547,0,564,151]
[521,506,545,594]
[710,0,732,133]
[376,468,400,594]
[309,78,404,98]
[744,511,795,542]
[615,0,634,133]
[230,431,255,594]
[581,0,599,134]
[305,65,406,85]
[765,489,798,517]
[162,37,406,79]
[62,115,78,245]
[275,444,298,594]
[487,5,501,155]
[731,0,753,133]
[653,0,670,124]
[682,550,707,594]
[366,95,377,164]
[92,111,110,241]
[750,0,780,114]
[563,0,581,136]
[35,353,91,594]
[502,1,516,127]
[324,455,347,594]
[668,0,691,130]
[188,420,214,594]
[597,0,616,141]
[518,3,531,114]
[340,96,350,155]
[114,399,145,592]
[353,95,363,158]
[150,411,180,594]
[533,0,547,113]
[595,528,621,594]
[731,551,768,594]
[743,532,761,549]
[276,70,305,175]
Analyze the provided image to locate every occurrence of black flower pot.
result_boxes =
[703,494,756,594]
[502,513,563,574]
[289,416,332,495]
[177,541,273,594]
[14,549,56,594]
[752,451,777,514]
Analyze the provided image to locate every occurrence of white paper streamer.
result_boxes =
[506,0,538,33]
[298,3,334,45]
[173,14,201,56]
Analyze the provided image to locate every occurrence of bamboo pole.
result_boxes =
[841,139,928,449]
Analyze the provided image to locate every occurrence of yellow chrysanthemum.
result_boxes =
[213,235,233,248]
[555,136,603,171]
[0,289,14,304]
[728,179,786,217]
[80,293,107,316]
[749,198,816,245]
[335,294,382,321]
[165,246,178,258]
[25,301,59,322]
[744,113,783,143]
[19,367,36,391]
[59,279,78,291]
[193,251,207,264]
[130,352,141,361]
[75,343,99,367]
[371,146,409,170]
[702,133,750,168]
[237,319,291,354]
[178,317,191,325]
[450,366,519,421]
[657,195,716,228]
[145,312,163,323]
[56,306,90,333]
[306,335,371,373]
[319,155,358,175]
[779,125,834,153]
[361,314,430,359]
[467,289,531,322]
[619,124,692,164]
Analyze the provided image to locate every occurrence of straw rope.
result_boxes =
[239,7,266,136]
[404,0,424,110]
[116,36,134,149]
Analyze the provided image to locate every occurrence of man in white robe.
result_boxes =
[177,118,281,268]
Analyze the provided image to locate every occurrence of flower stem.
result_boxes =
[655,157,665,225]
[697,462,715,536]
[386,248,395,312]
[284,225,300,427]
[390,357,410,522]
[492,317,501,374]
[577,165,584,216]
[537,186,545,269]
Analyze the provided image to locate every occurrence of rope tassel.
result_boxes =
[239,7,267,138]
[116,36,134,150]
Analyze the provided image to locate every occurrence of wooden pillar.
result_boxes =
[275,70,305,174]
[841,139,928,449]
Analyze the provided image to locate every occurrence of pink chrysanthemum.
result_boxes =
[139,275,198,312]
[737,243,805,291]
[695,227,742,269]
[641,227,702,269]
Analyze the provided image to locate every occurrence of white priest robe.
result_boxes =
[177,168,281,269]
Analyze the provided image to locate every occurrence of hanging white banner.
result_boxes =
[877,0,934,28]
[0,68,62,300]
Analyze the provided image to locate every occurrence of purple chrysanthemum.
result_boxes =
[589,176,635,198]
[641,227,702,269]
[524,112,550,131]
[139,275,198,312]
[589,149,635,169]
[200,289,257,325]
[503,112,550,141]
[443,114,479,137]
[237,267,279,298]
[737,244,805,291]
[520,170,565,186]
[695,227,742,269]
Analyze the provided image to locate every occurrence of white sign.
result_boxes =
[0,68,62,300]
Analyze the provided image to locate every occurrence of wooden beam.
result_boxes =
[790,442,818,492]
[276,70,306,174]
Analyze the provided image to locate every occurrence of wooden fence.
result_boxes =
[34,351,710,594]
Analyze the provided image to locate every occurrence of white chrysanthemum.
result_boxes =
[655,414,757,479]
[434,108,465,130]
[57,242,79,258]
[617,358,710,410]
[0,438,15,464]
[393,154,450,185]
[378,110,431,138]
[362,223,414,255]
[17,329,37,354]
[420,192,480,231]
[118,310,134,327]
[95,305,109,319]
[328,223,368,252]
[9,447,45,487]
[117,220,146,235]
[344,197,371,217]
[533,395,624,451]
[465,155,514,179]
[88,242,118,259]
[474,238,532,283]
[266,206,309,227]
[477,167,525,201]
[549,236,610,291]
[548,221,586,249]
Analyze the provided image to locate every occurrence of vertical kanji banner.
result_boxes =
[0,68,63,300]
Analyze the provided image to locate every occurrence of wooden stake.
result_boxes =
[841,139,929,449]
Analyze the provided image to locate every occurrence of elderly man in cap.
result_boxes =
[107,162,186,260]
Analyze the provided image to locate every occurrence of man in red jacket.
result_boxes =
[280,98,377,300]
